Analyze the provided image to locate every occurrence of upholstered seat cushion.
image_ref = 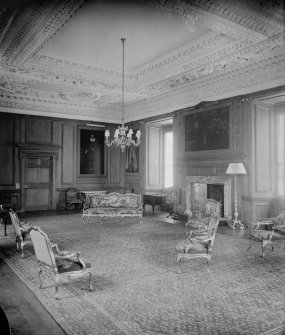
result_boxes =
[249,230,283,242]
[249,231,272,242]
[176,240,190,253]
[85,208,140,215]
[19,223,32,239]
[176,239,205,253]
[56,258,91,274]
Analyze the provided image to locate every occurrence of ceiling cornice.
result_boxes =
[1,0,85,67]
[0,0,284,122]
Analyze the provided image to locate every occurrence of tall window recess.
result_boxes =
[164,129,173,188]
[276,111,285,196]
[145,118,173,191]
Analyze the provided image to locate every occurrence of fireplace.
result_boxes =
[186,176,232,219]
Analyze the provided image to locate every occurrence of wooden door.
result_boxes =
[24,156,52,210]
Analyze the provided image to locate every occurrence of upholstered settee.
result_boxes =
[82,192,143,223]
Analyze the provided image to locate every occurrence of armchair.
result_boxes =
[165,188,180,218]
[248,210,285,258]
[9,209,32,258]
[176,214,220,273]
[30,226,93,299]
[66,188,84,210]
[185,198,221,235]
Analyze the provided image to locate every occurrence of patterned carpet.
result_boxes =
[0,214,284,335]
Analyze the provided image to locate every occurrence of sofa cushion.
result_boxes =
[86,193,141,209]
[86,208,140,215]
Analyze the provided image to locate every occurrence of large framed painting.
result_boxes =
[78,128,105,175]
[185,107,230,152]
[126,144,139,173]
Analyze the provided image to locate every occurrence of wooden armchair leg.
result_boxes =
[178,258,182,274]
[38,268,43,288]
[55,275,60,300]
[261,241,265,258]
[20,242,25,258]
[88,272,93,291]
[247,239,252,252]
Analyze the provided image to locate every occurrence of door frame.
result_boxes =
[17,144,60,212]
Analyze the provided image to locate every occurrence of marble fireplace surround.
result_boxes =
[186,175,232,219]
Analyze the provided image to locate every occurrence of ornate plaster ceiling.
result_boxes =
[0,0,284,123]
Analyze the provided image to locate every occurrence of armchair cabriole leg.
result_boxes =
[247,238,252,252]
[38,268,43,288]
[88,272,93,291]
[55,275,60,300]
[177,256,182,274]
[261,241,265,258]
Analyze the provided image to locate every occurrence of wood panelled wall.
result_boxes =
[0,87,282,216]
[173,99,246,219]
[0,115,16,186]
[243,101,280,222]
[0,113,143,211]
[173,92,283,223]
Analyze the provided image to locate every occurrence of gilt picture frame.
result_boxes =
[185,107,230,152]
[78,128,105,175]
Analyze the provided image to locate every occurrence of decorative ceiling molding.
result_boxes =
[123,54,285,121]
[148,0,280,40]
[0,0,284,122]
[2,0,85,66]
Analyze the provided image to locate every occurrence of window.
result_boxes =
[164,130,173,188]
[277,112,285,196]
[145,118,173,191]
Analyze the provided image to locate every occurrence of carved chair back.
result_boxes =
[66,188,83,209]
[30,227,57,271]
[274,210,285,226]
[9,209,23,239]
[201,199,221,217]
[206,214,220,245]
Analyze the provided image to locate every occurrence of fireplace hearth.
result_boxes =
[186,176,232,219]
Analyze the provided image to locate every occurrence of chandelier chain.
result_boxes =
[104,38,141,152]
[121,38,125,125]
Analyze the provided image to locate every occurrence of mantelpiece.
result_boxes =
[186,175,232,219]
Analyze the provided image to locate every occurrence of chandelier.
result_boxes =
[105,38,141,152]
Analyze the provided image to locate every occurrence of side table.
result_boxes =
[0,204,15,236]
[143,194,166,214]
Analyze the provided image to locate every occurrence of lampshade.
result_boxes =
[226,163,247,175]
